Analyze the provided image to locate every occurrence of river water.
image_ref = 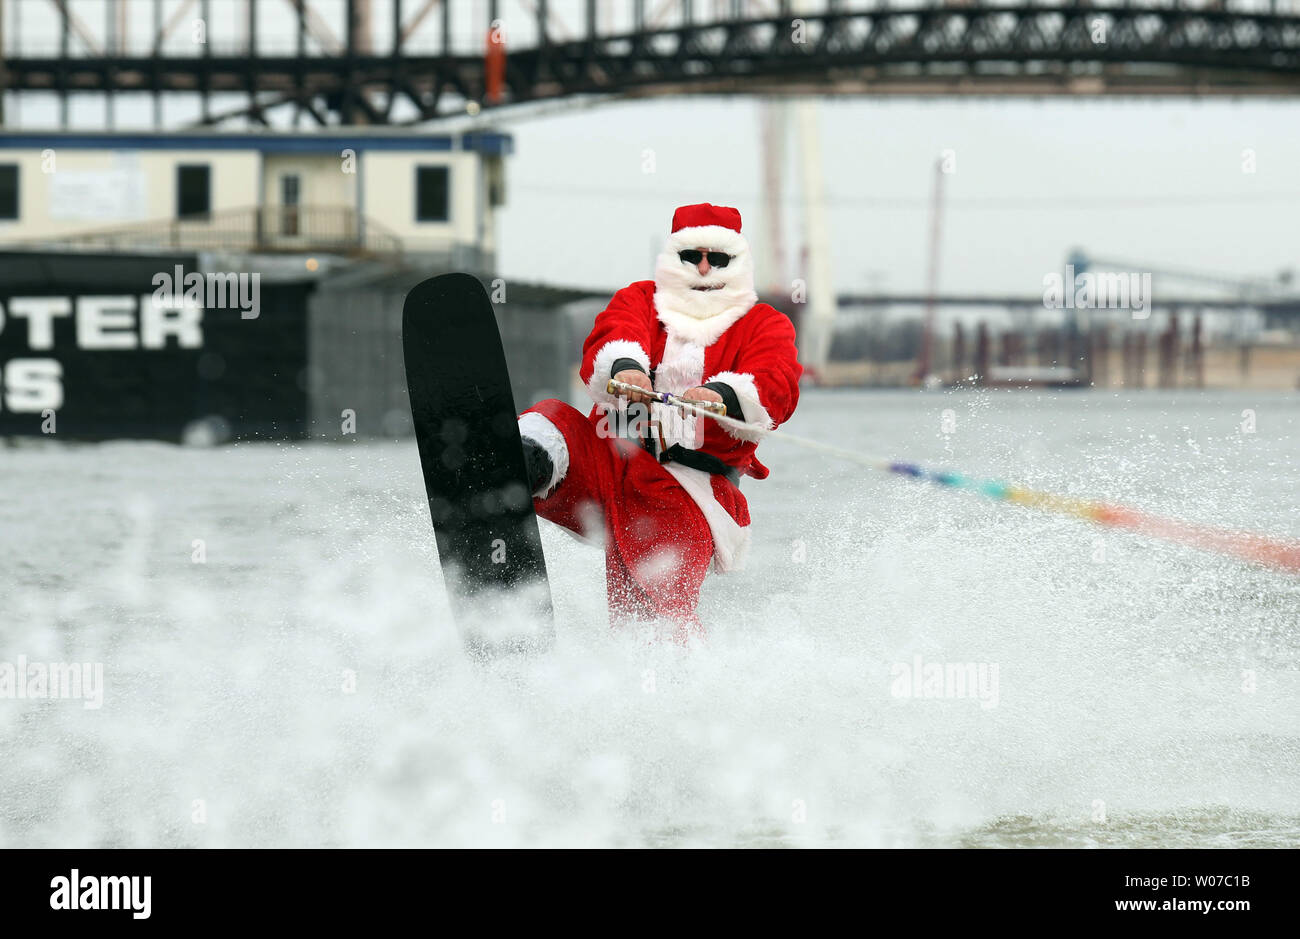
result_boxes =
[2,389,1297,847]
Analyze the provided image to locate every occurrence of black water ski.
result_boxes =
[402,273,554,656]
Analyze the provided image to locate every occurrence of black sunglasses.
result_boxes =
[678,249,732,268]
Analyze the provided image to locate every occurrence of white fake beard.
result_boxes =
[652,238,757,324]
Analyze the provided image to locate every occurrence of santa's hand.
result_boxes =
[680,386,724,406]
[612,369,655,405]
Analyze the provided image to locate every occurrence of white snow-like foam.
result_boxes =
[1,390,1297,847]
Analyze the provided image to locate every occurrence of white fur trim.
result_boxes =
[704,370,774,442]
[587,338,651,407]
[517,411,569,497]
[662,462,751,573]
[668,225,749,258]
[652,335,706,451]
[654,333,704,395]
[655,303,752,348]
[653,226,758,347]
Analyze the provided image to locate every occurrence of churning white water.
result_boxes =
[2,389,1297,847]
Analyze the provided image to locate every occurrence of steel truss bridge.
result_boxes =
[1,0,1299,128]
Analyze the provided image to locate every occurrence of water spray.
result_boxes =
[607,378,1300,575]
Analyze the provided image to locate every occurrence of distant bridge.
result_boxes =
[834,292,1300,323]
[2,1,1300,128]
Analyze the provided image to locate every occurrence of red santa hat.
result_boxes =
[667,203,749,257]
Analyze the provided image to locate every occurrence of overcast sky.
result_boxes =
[5,3,1296,300]
[495,95,1300,299]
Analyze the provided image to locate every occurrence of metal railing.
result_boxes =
[31,204,412,257]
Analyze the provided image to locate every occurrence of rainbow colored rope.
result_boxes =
[612,381,1300,576]
[884,461,1300,575]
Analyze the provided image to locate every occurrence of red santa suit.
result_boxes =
[517,203,802,637]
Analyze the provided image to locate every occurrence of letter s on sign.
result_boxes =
[3,358,64,412]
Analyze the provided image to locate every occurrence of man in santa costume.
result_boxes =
[516,203,802,639]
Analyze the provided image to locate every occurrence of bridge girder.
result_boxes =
[3,5,1300,127]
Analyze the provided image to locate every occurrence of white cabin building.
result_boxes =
[0,129,510,267]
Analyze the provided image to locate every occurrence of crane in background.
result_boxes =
[913,157,947,386]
